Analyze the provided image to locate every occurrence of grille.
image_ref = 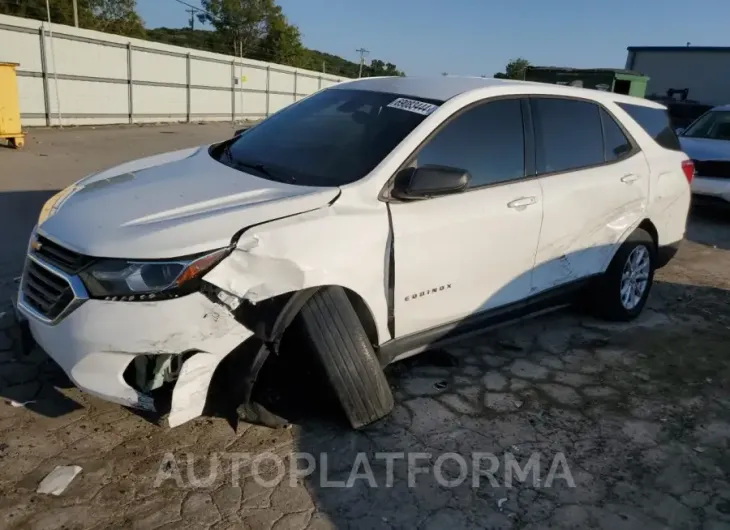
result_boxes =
[693,160,730,179]
[32,236,93,274]
[21,259,75,320]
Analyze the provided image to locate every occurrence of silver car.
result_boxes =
[678,104,730,204]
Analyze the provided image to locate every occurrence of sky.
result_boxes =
[137,0,730,77]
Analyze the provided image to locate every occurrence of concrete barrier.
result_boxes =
[0,14,349,127]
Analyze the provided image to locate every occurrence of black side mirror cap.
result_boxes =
[392,165,470,200]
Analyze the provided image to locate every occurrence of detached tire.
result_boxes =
[595,228,656,321]
[299,287,394,429]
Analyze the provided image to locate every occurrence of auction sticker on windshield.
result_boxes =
[387,97,438,116]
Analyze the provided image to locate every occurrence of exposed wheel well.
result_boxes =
[228,285,383,427]
[342,288,379,347]
[234,286,379,348]
[600,219,660,274]
[638,219,659,249]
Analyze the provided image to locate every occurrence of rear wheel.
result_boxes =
[594,228,655,321]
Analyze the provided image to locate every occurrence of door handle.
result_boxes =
[621,173,640,184]
[507,196,537,209]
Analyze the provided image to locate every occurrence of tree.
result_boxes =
[383,62,401,76]
[89,0,145,37]
[200,0,275,56]
[0,0,144,37]
[299,49,365,77]
[494,57,530,80]
[1,0,405,77]
[146,27,230,55]
[367,59,403,77]
[1,0,90,26]
[257,5,304,66]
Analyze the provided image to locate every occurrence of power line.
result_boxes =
[168,0,227,31]
[169,0,211,23]
[355,47,369,78]
[170,0,203,11]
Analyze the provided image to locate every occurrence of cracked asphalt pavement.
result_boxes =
[1,125,729,529]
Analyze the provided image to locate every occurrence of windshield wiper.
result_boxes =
[231,159,297,184]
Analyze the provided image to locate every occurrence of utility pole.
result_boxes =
[72,0,79,27]
[186,8,196,29]
[356,48,369,78]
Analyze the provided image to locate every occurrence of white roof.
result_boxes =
[332,76,665,109]
[332,76,521,101]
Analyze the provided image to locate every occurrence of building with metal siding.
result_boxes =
[626,46,730,106]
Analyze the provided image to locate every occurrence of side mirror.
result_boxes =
[675,127,685,136]
[392,165,470,200]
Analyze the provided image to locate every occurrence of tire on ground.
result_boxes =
[299,286,394,428]
[595,228,656,322]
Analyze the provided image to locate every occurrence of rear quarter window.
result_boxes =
[616,103,681,151]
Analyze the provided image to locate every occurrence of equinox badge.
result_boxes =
[404,284,452,302]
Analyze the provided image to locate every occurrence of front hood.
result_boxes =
[679,137,730,161]
[39,147,339,259]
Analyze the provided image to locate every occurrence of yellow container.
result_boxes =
[0,62,25,149]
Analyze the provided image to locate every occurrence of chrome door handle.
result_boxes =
[621,173,640,184]
[507,196,537,209]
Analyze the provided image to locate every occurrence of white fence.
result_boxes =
[0,14,349,127]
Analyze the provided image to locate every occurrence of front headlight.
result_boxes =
[79,248,230,300]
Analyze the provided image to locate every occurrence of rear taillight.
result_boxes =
[681,159,695,184]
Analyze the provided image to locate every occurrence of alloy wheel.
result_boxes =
[620,245,650,310]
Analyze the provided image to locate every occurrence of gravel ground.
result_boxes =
[0,125,729,530]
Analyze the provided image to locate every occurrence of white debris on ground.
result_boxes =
[9,400,35,408]
[36,465,83,495]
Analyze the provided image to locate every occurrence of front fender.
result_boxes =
[203,202,391,344]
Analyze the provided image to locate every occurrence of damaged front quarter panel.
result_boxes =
[167,224,316,429]
[197,201,392,425]
[203,203,391,341]
[204,238,306,303]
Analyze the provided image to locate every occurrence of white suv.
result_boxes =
[16,77,691,428]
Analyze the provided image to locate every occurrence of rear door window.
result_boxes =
[531,98,604,174]
[617,103,681,151]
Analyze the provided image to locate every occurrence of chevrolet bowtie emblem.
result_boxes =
[30,238,42,252]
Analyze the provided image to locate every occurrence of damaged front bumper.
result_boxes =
[18,290,253,426]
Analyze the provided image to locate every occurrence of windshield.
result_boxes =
[212,88,441,187]
[683,110,730,140]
